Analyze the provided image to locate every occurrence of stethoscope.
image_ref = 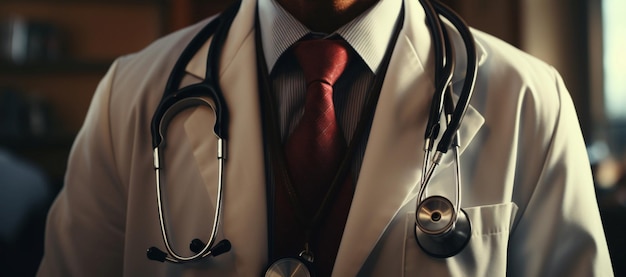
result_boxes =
[145,0,478,269]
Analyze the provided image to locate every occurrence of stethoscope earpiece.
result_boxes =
[147,247,168,262]
[147,239,232,263]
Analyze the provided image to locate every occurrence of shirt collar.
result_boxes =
[258,0,403,73]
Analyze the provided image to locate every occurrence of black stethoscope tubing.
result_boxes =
[421,0,477,156]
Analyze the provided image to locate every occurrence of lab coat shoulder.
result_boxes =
[470,29,570,197]
[471,28,564,122]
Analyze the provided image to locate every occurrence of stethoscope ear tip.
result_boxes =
[211,239,232,257]
[146,239,232,263]
[190,238,206,254]
[147,247,168,262]
[189,238,231,257]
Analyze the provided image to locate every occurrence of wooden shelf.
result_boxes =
[0,0,169,193]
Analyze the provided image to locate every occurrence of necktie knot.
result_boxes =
[292,39,350,86]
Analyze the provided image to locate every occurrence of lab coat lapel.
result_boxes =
[182,0,268,275]
[333,0,485,275]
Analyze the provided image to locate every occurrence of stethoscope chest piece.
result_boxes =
[414,196,471,258]
[265,257,314,277]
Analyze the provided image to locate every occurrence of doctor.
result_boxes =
[38,0,613,276]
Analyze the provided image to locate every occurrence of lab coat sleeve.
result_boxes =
[37,60,126,277]
[506,68,613,276]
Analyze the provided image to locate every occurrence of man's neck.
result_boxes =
[275,0,379,33]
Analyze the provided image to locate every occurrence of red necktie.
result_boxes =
[285,39,349,219]
[273,38,353,276]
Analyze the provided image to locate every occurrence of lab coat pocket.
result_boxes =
[404,202,518,277]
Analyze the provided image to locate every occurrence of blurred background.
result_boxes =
[0,0,623,276]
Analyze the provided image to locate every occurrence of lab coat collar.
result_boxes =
[181,0,486,275]
[183,1,488,82]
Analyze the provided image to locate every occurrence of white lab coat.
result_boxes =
[37,0,613,276]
